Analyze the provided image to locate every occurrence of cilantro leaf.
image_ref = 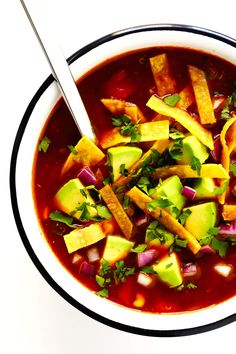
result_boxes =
[230,163,236,177]
[211,237,228,257]
[67,145,78,155]
[119,164,129,176]
[96,205,112,219]
[164,94,181,107]
[49,210,74,227]
[131,244,147,253]
[147,197,173,210]
[38,136,51,153]
[178,209,192,225]
[191,156,201,176]
[95,288,108,298]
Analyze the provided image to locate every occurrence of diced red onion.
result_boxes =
[137,249,158,268]
[137,272,157,288]
[79,261,95,276]
[87,247,100,263]
[134,213,148,226]
[181,186,196,200]
[182,262,198,277]
[77,166,97,186]
[218,220,236,238]
[200,245,215,254]
[210,135,221,162]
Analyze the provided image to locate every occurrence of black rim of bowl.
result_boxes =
[10,23,236,337]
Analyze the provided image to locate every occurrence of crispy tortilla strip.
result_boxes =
[222,205,236,221]
[152,164,229,179]
[188,65,216,124]
[149,54,177,96]
[113,139,171,188]
[146,95,214,150]
[218,117,236,204]
[176,85,195,110]
[126,187,201,254]
[101,98,146,123]
[61,136,105,175]
[64,223,106,254]
[100,120,169,149]
[99,184,134,239]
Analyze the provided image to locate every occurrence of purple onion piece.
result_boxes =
[181,186,196,200]
[210,135,221,162]
[218,220,236,238]
[137,249,158,268]
[182,262,197,277]
[200,245,215,254]
[79,261,95,276]
[134,213,148,227]
[77,166,97,186]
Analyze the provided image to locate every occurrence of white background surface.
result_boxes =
[2,0,236,353]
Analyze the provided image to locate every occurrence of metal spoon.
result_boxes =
[20,0,95,141]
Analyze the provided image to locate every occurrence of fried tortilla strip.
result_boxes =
[188,65,216,124]
[61,136,105,175]
[146,95,214,150]
[219,116,236,204]
[176,85,195,110]
[152,164,229,179]
[100,120,169,149]
[126,187,201,254]
[222,205,236,221]
[101,98,146,123]
[113,139,171,188]
[149,54,177,96]
[99,184,134,239]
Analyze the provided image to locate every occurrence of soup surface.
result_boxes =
[33,47,236,313]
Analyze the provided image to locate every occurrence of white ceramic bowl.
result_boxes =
[10,24,236,336]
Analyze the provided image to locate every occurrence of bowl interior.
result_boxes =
[13,25,236,335]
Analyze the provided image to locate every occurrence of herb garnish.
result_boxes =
[147,197,173,210]
[191,156,201,176]
[200,226,228,257]
[38,136,51,153]
[119,163,129,176]
[112,114,141,142]
[131,244,147,253]
[178,209,192,225]
[67,145,78,155]
[164,93,181,107]
[49,210,75,228]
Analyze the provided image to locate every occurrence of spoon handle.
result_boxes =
[20,0,95,141]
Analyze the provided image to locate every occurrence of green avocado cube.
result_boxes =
[183,201,217,240]
[54,178,97,221]
[102,235,134,265]
[193,178,218,199]
[177,135,209,165]
[152,253,182,288]
[150,175,186,217]
[107,146,142,181]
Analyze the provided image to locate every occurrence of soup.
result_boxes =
[33,47,236,313]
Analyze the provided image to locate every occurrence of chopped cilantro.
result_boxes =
[119,164,129,176]
[168,138,183,161]
[164,94,181,107]
[169,130,185,140]
[186,282,197,289]
[137,176,150,194]
[175,236,188,248]
[67,145,78,155]
[230,163,236,177]
[73,202,92,220]
[191,156,201,176]
[95,288,108,298]
[147,197,173,210]
[38,136,51,153]
[49,210,74,228]
[165,262,173,269]
[103,177,111,185]
[211,237,228,257]
[131,244,147,253]
[215,180,229,195]
[178,209,192,225]
[112,114,141,142]
[79,189,88,198]
[141,265,157,274]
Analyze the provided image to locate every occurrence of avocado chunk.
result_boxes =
[177,135,209,165]
[107,146,142,181]
[54,178,97,221]
[152,253,182,288]
[193,178,218,199]
[102,235,134,265]
[145,221,174,248]
[64,223,106,253]
[183,202,217,240]
[150,176,186,217]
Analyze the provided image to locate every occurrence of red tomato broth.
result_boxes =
[33,47,236,313]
